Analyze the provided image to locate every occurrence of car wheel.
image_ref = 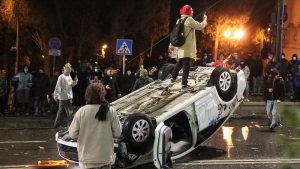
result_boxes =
[122,113,154,155]
[211,67,237,101]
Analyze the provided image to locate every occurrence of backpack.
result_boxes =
[170,17,189,47]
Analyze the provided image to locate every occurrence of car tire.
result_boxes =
[122,113,154,155]
[210,67,237,101]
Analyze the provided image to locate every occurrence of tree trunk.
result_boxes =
[214,24,220,60]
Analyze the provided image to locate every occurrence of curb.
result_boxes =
[241,102,300,106]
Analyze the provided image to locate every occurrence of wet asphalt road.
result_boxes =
[0,103,300,169]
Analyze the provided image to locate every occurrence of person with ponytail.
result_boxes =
[69,83,122,169]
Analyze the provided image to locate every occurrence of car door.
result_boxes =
[153,122,173,169]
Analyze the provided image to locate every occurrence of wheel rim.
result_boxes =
[219,71,231,92]
[132,119,150,142]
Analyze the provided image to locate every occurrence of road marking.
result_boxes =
[1,159,300,168]
[0,141,47,144]
[177,158,300,166]
[0,165,33,168]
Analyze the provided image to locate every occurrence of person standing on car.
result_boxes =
[264,69,285,131]
[69,83,122,169]
[170,4,207,90]
[53,63,78,129]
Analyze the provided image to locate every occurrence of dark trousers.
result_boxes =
[54,99,73,128]
[34,95,47,114]
[172,58,191,86]
[0,96,5,113]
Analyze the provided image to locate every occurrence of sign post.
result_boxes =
[116,39,133,74]
[48,37,62,75]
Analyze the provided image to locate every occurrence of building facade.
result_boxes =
[283,0,300,59]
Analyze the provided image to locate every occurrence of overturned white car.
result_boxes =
[56,66,246,168]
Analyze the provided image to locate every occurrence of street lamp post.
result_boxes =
[15,18,19,74]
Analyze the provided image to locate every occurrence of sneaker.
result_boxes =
[269,124,277,131]
[181,85,190,91]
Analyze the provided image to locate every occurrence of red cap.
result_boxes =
[180,5,193,16]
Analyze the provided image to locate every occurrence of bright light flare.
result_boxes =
[36,160,69,167]
[234,29,244,39]
[102,44,107,49]
[224,30,231,38]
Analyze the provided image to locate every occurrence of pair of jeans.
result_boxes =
[252,76,263,94]
[172,58,191,87]
[54,99,74,128]
[266,100,280,128]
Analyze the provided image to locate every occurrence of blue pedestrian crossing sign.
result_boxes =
[116,39,133,55]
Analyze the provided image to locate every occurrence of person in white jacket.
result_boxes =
[53,63,78,129]
[69,83,122,169]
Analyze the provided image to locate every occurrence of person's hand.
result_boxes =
[54,96,58,102]
[105,85,111,90]
[203,14,207,21]
[118,93,122,98]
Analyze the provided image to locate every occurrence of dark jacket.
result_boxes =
[132,77,153,91]
[33,73,50,97]
[280,58,291,78]
[120,74,135,95]
[264,77,285,101]
[101,75,120,103]
[266,60,280,76]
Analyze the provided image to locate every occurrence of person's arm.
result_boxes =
[245,67,250,79]
[69,111,80,140]
[28,74,33,88]
[53,76,62,101]
[12,73,20,82]
[186,15,207,31]
[71,76,78,87]
[110,107,122,138]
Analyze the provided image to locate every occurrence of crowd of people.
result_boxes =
[0,52,300,116]
[0,51,299,118]
[0,4,299,168]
